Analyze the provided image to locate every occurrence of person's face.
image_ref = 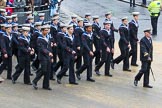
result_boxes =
[40,16,45,20]
[23,31,29,36]
[86,16,91,20]
[1,12,5,16]
[104,24,111,29]
[106,14,111,19]
[123,19,128,25]
[72,17,77,22]
[134,15,139,21]
[86,26,92,32]
[8,19,12,23]
[13,26,18,31]
[53,19,58,25]
[62,27,67,33]
[42,28,49,35]
[67,27,74,34]
[37,25,41,30]
[29,19,34,23]
[6,27,12,33]
[145,32,151,38]
[14,17,18,22]
[78,21,83,27]
[94,18,99,23]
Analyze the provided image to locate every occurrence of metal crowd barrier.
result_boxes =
[8,5,52,24]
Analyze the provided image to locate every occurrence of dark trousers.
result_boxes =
[95,50,111,75]
[129,42,137,65]
[0,56,12,79]
[113,47,130,70]
[77,52,93,79]
[33,60,51,88]
[53,49,63,73]
[135,61,151,86]
[142,0,146,5]
[12,56,30,84]
[151,16,159,35]
[75,49,82,70]
[94,50,101,65]
[50,47,57,79]
[130,0,135,7]
[57,55,76,83]
[94,38,101,65]
[32,55,40,70]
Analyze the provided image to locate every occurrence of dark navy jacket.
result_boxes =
[0,32,12,56]
[37,35,52,61]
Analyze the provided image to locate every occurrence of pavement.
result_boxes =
[1,0,162,108]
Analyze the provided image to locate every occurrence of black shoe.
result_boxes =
[64,74,69,77]
[134,80,138,86]
[87,78,95,82]
[30,73,34,76]
[43,87,52,90]
[32,81,38,90]
[95,70,101,76]
[57,77,62,84]
[50,78,55,81]
[31,65,37,71]
[105,74,113,77]
[7,77,12,80]
[143,85,153,88]
[131,64,138,67]
[76,71,81,80]
[25,82,32,85]
[123,69,131,72]
[111,62,114,69]
[69,82,79,85]
[12,77,16,84]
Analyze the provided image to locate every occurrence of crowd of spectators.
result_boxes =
[0,0,59,16]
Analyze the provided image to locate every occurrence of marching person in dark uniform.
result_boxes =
[26,16,35,34]
[69,15,78,29]
[111,17,131,72]
[5,16,13,24]
[74,18,84,71]
[31,22,42,71]
[12,27,34,85]
[25,11,32,23]
[12,23,19,63]
[32,25,53,90]
[134,28,153,88]
[57,25,78,85]
[76,23,95,82]
[95,21,113,77]
[38,13,46,25]
[0,24,6,64]
[92,15,101,65]
[53,24,67,75]
[104,12,118,61]
[129,12,140,66]
[49,17,59,80]
[83,13,91,25]
[0,24,13,80]
[0,9,6,24]
[12,14,18,24]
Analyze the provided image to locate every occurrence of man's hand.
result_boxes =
[4,54,8,58]
[72,51,76,55]
[106,47,110,53]
[111,48,114,53]
[49,52,53,57]
[77,47,80,50]
[128,44,131,48]
[89,51,94,56]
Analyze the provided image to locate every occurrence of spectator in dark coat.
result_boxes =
[13,0,26,12]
